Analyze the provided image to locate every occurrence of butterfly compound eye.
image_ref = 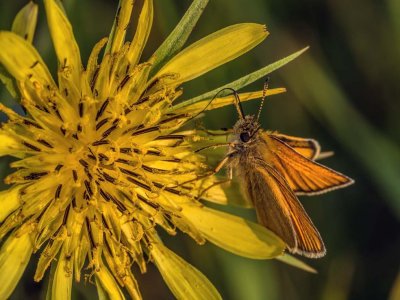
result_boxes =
[240,132,251,143]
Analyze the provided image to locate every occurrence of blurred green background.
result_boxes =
[1,0,399,299]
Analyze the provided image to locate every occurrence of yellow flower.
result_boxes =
[0,0,308,299]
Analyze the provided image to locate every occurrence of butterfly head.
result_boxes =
[233,115,261,144]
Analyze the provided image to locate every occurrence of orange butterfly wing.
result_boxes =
[270,133,321,160]
[240,158,326,257]
[264,133,354,195]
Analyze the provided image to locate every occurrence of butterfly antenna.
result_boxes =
[185,88,244,123]
[231,88,245,119]
[256,78,269,122]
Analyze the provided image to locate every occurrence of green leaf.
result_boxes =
[149,0,209,76]
[45,262,57,300]
[183,47,308,106]
[276,254,317,273]
[171,88,285,113]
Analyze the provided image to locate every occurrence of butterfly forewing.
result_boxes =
[263,133,354,195]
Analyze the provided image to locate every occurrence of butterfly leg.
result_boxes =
[228,166,233,180]
[198,128,234,136]
[169,151,236,191]
[213,153,232,173]
[198,178,231,199]
[197,152,237,198]
[194,142,235,153]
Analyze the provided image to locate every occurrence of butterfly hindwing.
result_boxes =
[241,158,326,257]
[270,133,321,160]
[240,160,297,249]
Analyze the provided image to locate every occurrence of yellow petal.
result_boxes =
[0,185,23,222]
[0,65,18,98]
[210,175,253,208]
[0,2,38,98]
[150,242,221,300]
[276,254,317,273]
[87,37,108,82]
[200,178,229,205]
[0,130,25,158]
[74,236,89,282]
[149,0,209,75]
[93,53,111,100]
[12,1,38,43]
[181,204,285,259]
[102,247,142,300]
[169,214,206,245]
[0,31,55,85]
[44,0,81,87]
[124,270,142,300]
[0,232,33,299]
[155,23,268,84]
[107,0,134,54]
[126,0,153,65]
[34,238,63,281]
[95,264,125,300]
[389,270,400,300]
[51,250,73,300]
